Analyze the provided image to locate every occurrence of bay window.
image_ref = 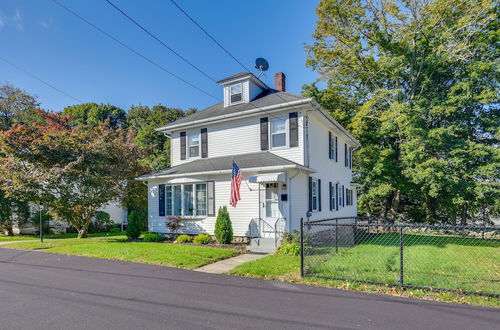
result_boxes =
[165,184,204,217]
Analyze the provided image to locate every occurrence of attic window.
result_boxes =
[230,83,242,104]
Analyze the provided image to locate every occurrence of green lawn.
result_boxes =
[0,231,126,241]
[231,233,500,308]
[5,236,238,269]
[305,233,500,295]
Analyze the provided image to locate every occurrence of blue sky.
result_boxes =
[0,0,320,112]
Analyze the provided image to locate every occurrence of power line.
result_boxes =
[0,56,84,103]
[168,0,251,73]
[104,0,218,83]
[166,0,303,116]
[52,0,219,101]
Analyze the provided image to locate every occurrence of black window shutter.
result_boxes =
[329,182,333,211]
[289,112,298,147]
[260,117,269,150]
[336,183,339,210]
[201,128,208,158]
[342,185,345,207]
[207,181,215,216]
[335,136,338,162]
[344,143,348,167]
[328,132,332,159]
[159,184,165,216]
[180,132,186,160]
[308,176,312,212]
[318,179,322,212]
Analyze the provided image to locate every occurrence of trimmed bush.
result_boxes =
[193,233,211,245]
[282,230,300,244]
[214,206,233,244]
[176,234,193,243]
[143,232,163,242]
[126,210,141,239]
[277,242,300,256]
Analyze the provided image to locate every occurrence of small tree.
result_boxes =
[126,210,141,239]
[214,206,233,244]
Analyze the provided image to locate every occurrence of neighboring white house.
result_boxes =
[13,201,127,235]
[137,72,360,248]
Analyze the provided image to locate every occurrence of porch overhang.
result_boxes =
[248,172,286,183]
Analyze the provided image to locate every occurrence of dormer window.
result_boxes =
[230,83,242,104]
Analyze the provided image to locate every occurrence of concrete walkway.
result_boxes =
[0,240,36,246]
[194,253,268,274]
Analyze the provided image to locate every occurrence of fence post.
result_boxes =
[399,225,404,287]
[300,217,304,277]
[335,218,339,253]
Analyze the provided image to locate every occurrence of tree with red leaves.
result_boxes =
[0,110,144,238]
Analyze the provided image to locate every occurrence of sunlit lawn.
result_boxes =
[231,233,500,307]
[0,231,126,241]
[5,235,238,269]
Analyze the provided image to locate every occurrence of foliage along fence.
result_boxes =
[300,217,500,297]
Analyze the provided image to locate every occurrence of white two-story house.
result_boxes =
[137,72,360,247]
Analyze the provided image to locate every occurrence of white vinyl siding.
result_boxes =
[171,110,305,166]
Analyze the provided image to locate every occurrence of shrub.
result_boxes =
[193,233,211,244]
[277,242,301,256]
[143,232,163,242]
[214,206,233,244]
[176,234,193,243]
[89,211,114,233]
[282,230,300,244]
[126,210,141,239]
[108,224,120,233]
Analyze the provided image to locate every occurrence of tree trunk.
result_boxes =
[77,228,88,239]
[6,226,14,236]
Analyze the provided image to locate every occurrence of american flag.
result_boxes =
[230,161,242,207]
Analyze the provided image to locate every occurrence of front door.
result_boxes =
[260,183,280,237]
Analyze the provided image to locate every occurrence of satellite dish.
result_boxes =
[255,58,269,72]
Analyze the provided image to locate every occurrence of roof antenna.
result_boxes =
[255,57,269,78]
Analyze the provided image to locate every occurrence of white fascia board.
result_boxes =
[156,98,313,133]
[309,100,361,149]
[135,164,315,181]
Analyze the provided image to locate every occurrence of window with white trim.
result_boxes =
[230,83,242,104]
[270,118,287,148]
[311,179,319,211]
[165,183,207,217]
[188,133,200,158]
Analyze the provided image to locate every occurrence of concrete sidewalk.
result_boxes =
[194,253,268,274]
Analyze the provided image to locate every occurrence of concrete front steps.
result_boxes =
[248,237,280,253]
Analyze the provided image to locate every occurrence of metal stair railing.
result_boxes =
[248,217,286,247]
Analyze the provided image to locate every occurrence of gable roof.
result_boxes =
[136,151,313,180]
[158,89,307,130]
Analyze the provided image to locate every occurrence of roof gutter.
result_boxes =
[136,164,315,181]
[156,98,313,133]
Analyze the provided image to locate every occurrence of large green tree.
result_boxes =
[0,111,144,238]
[126,104,194,170]
[0,84,42,130]
[63,102,126,128]
[304,0,499,224]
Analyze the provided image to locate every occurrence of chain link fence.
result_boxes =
[300,217,500,297]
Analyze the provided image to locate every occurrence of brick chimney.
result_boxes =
[274,72,286,92]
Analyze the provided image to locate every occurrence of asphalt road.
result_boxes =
[0,248,498,330]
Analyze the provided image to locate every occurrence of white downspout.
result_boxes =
[287,168,302,232]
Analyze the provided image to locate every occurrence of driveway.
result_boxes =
[0,248,497,330]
